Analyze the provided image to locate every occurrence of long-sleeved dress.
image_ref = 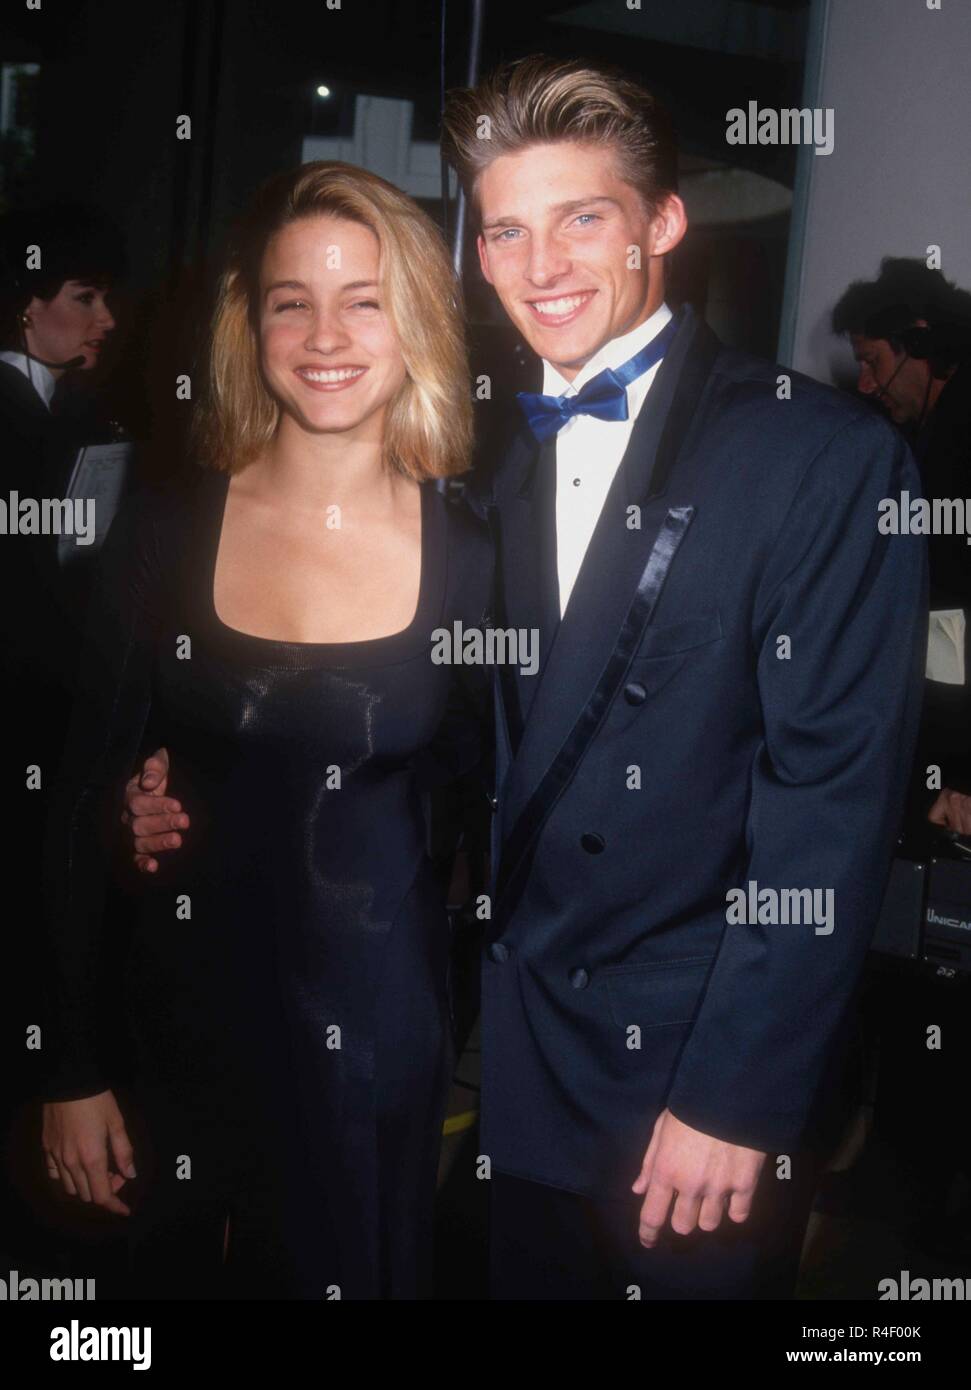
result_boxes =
[43,467,492,1299]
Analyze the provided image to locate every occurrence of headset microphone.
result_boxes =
[872,351,937,432]
[872,353,909,403]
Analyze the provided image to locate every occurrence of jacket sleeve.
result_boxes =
[664,413,928,1152]
[41,492,161,1101]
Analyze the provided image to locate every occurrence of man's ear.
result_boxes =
[476,234,494,286]
[647,194,688,258]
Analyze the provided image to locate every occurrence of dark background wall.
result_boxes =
[0,0,811,469]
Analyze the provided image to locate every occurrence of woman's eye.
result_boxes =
[348,299,380,310]
[274,300,307,312]
[76,293,96,305]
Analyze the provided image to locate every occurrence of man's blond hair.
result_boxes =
[441,55,678,218]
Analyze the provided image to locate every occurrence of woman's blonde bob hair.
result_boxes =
[195,161,472,480]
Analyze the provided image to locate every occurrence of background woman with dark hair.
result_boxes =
[0,205,124,1147]
[0,201,124,740]
[0,203,123,490]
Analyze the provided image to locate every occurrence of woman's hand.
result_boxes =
[42,1091,137,1216]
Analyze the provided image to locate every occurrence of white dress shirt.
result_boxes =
[0,349,56,411]
[542,302,673,616]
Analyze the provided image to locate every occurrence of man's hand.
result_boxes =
[121,747,189,874]
[632,1108,767,1246]
[928,788,971,836]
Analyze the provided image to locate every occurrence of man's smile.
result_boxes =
[525,290,598,327]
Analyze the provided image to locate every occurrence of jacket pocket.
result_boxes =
[603,956,714,1030]
[631,608,723,662]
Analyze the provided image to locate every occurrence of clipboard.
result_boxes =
[927,608,966,686]
[57,441,134,566]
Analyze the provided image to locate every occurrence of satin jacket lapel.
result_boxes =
[495,305,721,911]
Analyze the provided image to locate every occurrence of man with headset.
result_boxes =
[834,260,971,821]
[832,262,971,1258]
[833,260,971,606]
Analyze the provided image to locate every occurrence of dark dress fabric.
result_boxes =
[42,468,491,1299]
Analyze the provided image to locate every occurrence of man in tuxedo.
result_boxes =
[436,55,926,1299]
[125,57,926,1299]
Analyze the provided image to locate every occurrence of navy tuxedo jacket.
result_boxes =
[476,304,927,1199]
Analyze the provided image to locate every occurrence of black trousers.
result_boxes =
[489,1155,820,1301]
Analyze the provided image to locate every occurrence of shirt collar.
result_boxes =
[541,301,674,398]
[0,351,57,410]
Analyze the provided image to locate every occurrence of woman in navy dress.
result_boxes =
[40,162,491,1299]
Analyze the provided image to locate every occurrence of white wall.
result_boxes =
[779,0,971,384]
[303,95,455,201]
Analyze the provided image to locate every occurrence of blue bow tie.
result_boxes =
[516,315,678,444]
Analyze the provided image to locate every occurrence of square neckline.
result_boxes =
[203,470,442,664]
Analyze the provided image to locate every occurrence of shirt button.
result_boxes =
[624,682,648,705]
[569,967,590,990]
[488,941,510,963]
[572,477,581,487]
[580,832,606,854]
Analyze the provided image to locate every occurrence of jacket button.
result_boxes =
[569,967,590,990]
[488,941,509,963]
[624,682,647,705]
[487,792,498,812]
[580,832,606,854]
